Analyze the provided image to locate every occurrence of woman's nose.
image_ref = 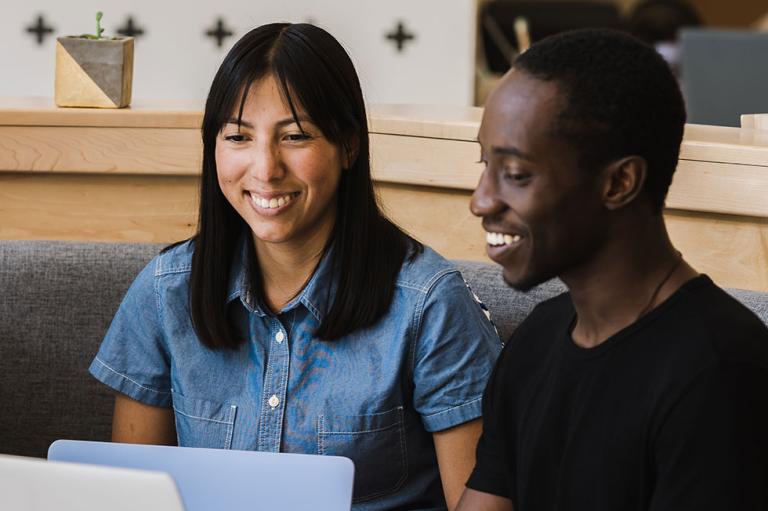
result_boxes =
[248,142,285,182]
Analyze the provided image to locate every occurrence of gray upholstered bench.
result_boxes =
[1,240,766,458]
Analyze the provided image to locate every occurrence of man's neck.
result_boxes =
[562,217,698,348]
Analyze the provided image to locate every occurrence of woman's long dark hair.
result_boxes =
[190,23,421,349]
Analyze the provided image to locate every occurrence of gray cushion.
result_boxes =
[454,260,566,342]
[0,241,163,458]
[455,260,768,337]
[0,242,765,459]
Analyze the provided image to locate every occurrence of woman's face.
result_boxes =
[215,74,343,253]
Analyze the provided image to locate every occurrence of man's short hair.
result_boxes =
[514,29,686,212]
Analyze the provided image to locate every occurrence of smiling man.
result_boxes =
[457,29,768,511]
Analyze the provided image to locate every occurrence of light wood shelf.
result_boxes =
[1,99,766,291]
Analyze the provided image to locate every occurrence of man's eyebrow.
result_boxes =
[224,116,311,129]
[491,145,534,161]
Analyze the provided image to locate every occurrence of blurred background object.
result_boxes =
[680,28,768,126]
[627,0,701,75]
[475,0,768,127]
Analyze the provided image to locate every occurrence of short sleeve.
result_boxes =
[466,344,513,498]
[89,256,172,407]
[411,270,502,432]
[649,364,768,510]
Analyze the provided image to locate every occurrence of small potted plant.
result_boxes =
[55,12,134,108]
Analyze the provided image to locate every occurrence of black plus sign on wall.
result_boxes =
[206,18,234,48]
[26,14,54,45]
[117,17,145,38]
[386,21,415,53]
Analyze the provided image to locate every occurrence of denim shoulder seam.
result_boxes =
[407,279,430,377]
[396,267,458,294]
[154,244,192,277]
[93,356,171,395]
[407,268,462,378]
[153,257,170,354]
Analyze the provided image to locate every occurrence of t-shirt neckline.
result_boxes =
[562,274,712,359]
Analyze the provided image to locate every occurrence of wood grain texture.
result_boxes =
[0,127,201,175]
[0,97,203,128]
[741,113,768,130]
[665,209,768,292]
[0,100,765,291]
[0,173,198,242]
[371,133,482,189]
[668,160,768,217]
[378,184,768,291]
[377,183,486,260]
[1,173,764,291]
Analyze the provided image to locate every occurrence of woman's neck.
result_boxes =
[253,223,333,313]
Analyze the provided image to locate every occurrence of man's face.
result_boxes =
[471,70,608,291]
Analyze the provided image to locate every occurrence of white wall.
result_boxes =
[1,0,476,105]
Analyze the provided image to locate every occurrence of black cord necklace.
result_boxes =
[636,251,683,320]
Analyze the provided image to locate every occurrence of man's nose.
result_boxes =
[470,170,502,217]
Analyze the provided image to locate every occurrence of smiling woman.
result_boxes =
[87,23,501,511]
[214,75,343,310]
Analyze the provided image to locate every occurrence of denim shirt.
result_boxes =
[90,238,501,510]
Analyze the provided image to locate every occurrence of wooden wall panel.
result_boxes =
[0,127,201,175]
[377,183,768,292]
[0,173,199,242]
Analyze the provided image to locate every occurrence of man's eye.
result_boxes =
[224,134,247,142]
[503,169,531,183]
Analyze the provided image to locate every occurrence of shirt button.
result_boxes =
[275,331,285,343]
[268,395,280,408]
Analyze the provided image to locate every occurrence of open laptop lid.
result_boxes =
[0,454,185,511]
[49,440,354,511]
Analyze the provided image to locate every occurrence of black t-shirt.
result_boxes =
[468,275,768,510]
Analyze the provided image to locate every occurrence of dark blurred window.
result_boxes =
[480,1,624,73]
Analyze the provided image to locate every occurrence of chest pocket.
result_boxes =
[172,391,237,449]
[317,406,407,503]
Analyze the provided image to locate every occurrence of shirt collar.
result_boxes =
[226,230,336,322]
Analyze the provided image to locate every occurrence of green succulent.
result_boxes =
[80,12,106,40]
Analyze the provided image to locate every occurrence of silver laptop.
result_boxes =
[0,453,185,511]
[48,439,355,511]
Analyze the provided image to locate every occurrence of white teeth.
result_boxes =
[486,231,522,246]
[250,193,295,210]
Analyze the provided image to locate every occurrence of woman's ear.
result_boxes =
[601,156,647,210]
[342,136,360,170]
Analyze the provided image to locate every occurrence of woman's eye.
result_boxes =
[284,133,311,142]
[224,134,248,143]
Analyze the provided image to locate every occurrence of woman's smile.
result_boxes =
[246,191,301,215]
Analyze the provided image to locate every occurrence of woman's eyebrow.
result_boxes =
[223,116,312,129]
[225,118,253,128]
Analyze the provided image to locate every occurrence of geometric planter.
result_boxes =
[55,36,134,108]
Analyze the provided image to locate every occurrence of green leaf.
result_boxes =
[95,11,104,39]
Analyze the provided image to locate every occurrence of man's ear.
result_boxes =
[601,156,647,210]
